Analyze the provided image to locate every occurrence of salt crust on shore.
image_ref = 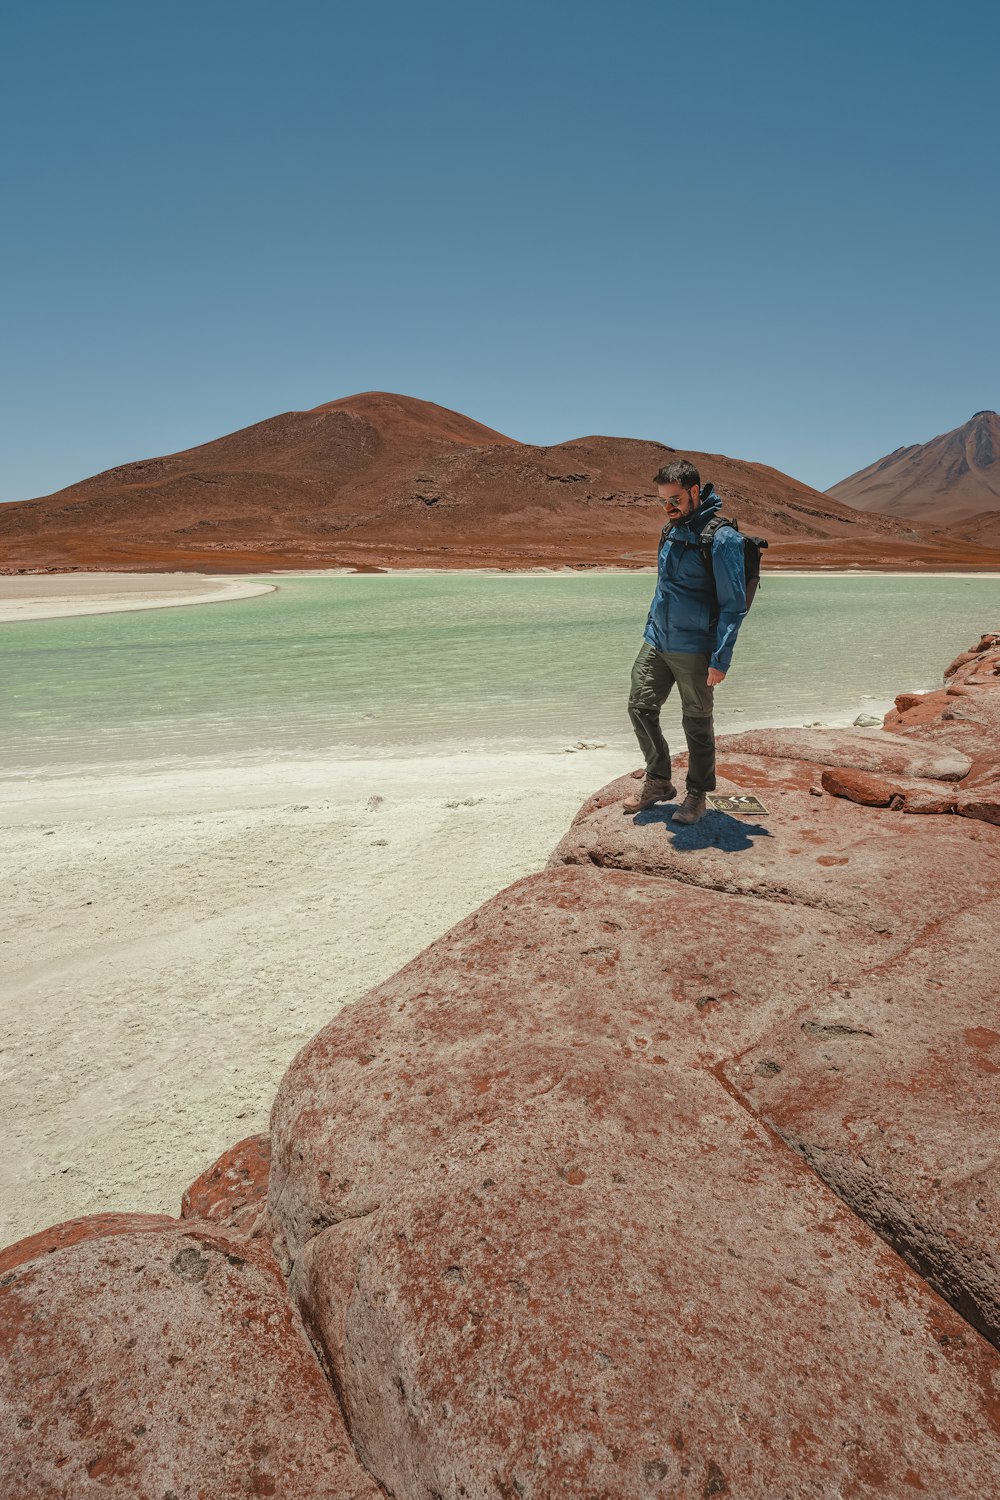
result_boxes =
[0,749,630,1246]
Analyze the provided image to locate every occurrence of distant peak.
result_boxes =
[970,409,999,421]
[305,390,516,445]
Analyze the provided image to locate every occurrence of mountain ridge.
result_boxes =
[828,410,1000,527]
[3,392,1000,572]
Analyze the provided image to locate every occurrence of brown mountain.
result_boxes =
[827,410,1000,527]
[3,391,999,572]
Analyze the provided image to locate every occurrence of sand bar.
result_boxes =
[0,571,277,622]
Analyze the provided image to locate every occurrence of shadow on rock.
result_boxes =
[633,807,774,852]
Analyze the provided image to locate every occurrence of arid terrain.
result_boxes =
[5,391,1000,572]
[829,408,1000,547]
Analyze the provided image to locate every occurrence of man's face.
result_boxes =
[657,481,700,523]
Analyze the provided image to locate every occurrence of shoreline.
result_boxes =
[268,567,1000,580]
[2,567,1000,623]
[0,696,903,788]
[0,572,277,623]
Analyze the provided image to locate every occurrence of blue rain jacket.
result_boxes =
[642,484,748,674]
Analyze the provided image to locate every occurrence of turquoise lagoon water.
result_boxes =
[1,574,997,774]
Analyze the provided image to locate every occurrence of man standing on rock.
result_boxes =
[624,459,748,824]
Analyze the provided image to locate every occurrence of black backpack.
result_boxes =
[697,515,768,609]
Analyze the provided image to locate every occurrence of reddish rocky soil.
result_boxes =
[3,635,1000,1497]
[829,409,1000,534]
[4,391,1000,572]
[944,506,1000,550]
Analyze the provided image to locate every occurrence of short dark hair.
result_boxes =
[653,459,700,489]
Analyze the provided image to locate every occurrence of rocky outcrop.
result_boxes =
[0,1215,381,1500]
[714,724,972,781]
[268,863,1000,1496]
[884,633,1000,781]
[3,635,1000,1497]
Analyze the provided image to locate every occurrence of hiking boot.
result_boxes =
[622,776,676,814]
[672,790,708,825]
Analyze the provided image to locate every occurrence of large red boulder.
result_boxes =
[0,1217,380,1500]
[292,1065,1000,1499]
[268,863,1000,1495]
[719,893,1000,1348]
[549,756,997,939]
[267,865,882,1259]
[543,748,1000,1371]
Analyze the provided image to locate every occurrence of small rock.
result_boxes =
[181,1135,270,1232]
[821,766,958,815]
[852,714,882,728]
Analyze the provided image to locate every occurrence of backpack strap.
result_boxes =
[698,516,739,572]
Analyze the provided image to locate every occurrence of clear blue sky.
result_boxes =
[2,0,997,503]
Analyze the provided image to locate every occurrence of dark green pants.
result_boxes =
[627,642,717,792]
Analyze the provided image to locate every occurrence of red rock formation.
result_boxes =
[712,725,972,782]
[266,858,1000,1495]
[4,390,1000,571]
[4,636,1000,1496]
[550,634,1000,1359]
[819,764,959,812]
[0,1218,381,1499]
[180,1131,270,1233]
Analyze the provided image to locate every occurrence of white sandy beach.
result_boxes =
[0,746,634,1247]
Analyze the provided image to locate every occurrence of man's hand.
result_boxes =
[707,667,727,687]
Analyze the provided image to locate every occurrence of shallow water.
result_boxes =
[2,574,997,773]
